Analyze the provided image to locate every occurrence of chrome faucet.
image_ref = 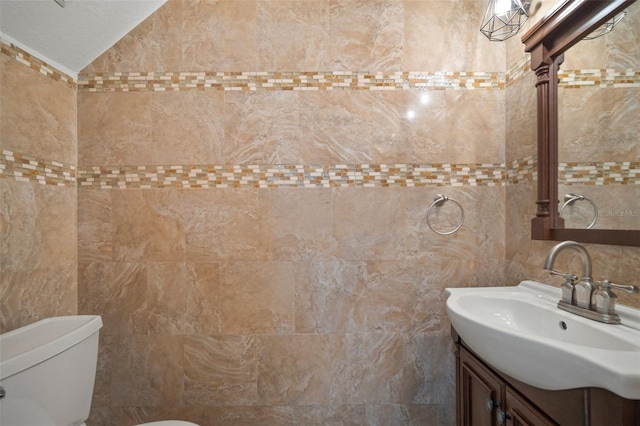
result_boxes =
[544,241,638,324]
[544,240,593,309]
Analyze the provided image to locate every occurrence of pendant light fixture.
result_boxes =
[480,0,531,42]
[583,10,627,40]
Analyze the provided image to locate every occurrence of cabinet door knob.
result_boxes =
[497,408,512,425]
[486,398,496,412]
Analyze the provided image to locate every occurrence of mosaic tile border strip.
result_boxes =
[559,161,640,185]
[0,150,77,187]
[77,67,640,93]
[506,155,536,184]
[0,41,76,88]
[76,163,507,189]
[559,69,640,88]
[3,149,636,189]
[77,71,505,93]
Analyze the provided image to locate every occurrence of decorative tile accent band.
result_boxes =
[506,155,536,184]
[75,66,640,93]
[558,69,640,88]
[0,41,76,88]
[0,150,76,187]
[559,161,640,185]
[77,71,505,93]
[2,150,637,189]
[5,39,634,94]
[76,162,507,189]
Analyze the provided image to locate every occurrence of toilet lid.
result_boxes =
[136,422,199,426]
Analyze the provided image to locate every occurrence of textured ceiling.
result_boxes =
[0,0,166,78]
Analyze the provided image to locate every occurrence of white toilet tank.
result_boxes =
[0,315,103,426]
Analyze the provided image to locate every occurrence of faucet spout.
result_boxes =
[543,240,592,280]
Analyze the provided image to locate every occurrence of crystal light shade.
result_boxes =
[583,10,627,40]
[480,0,531,42]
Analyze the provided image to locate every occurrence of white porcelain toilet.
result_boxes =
[0,316,198,426]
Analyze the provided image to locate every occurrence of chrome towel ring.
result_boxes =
[560,193,598,229]
[426,194,464,235]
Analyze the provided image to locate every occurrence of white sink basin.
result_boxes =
[445,281,640,399]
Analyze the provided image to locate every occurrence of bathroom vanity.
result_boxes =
[453,329,640,426]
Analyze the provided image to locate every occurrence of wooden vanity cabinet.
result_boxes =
[457,343,555,426]
[453,329,640,426]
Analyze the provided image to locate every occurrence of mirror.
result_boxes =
[522,0,640,247]
[558,3,639,231]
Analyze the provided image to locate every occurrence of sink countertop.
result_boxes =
[445,281,640,400]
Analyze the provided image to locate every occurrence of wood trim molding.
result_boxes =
[522,0,640,247]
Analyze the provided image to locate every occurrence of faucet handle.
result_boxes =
[549,270,577,304]
[593,280,638,315]
[548,269,577,282]
[598,280,639,294]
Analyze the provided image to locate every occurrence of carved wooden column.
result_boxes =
[530,48,564,239]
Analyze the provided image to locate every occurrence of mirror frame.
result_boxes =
[522,0,640,247]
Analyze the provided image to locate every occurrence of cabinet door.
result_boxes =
[506,388,557,426]
[459,348,503,426]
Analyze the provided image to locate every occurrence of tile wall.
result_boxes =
[0,0,638,425]
[0,45,78,332]
[77,1,506,424]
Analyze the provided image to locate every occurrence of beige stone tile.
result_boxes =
[78,262,147,334]
[365,404,442,426]
[362,260,447,333]
[505,181,535,266]
[91,334,114,409]
[0,264,76,333]
[223,91,302,164]
[505,73,537,162]
[330,333,444,406]
[558,86,638,162]
[332,188,408,261]
[184,335,259,406]
[404,0,504,72]
[183,189,262,262]
[150,91,225,165]
[258,189,335,261]
[110,334,184,407]
[220,262,295,334]
[294,405,367,426]
[145,262,221,334]
[330,0,403,72]
[603,4,640,69]
[0,54,76,164]
[1,180,76,273]
[256,334,332,405]
[111,189,185,262]
[371,91,448,163]
[77,92,152,166]
[618,247,640,309]
[294,260,367,334]
[78,189,113,262]
[83,0,182,73]
[256,0,330,70]
[299,91,374,164]
[86,406,124,426]
[177,406,297,426]
[181,0,258,71]
[444,90,505,164]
